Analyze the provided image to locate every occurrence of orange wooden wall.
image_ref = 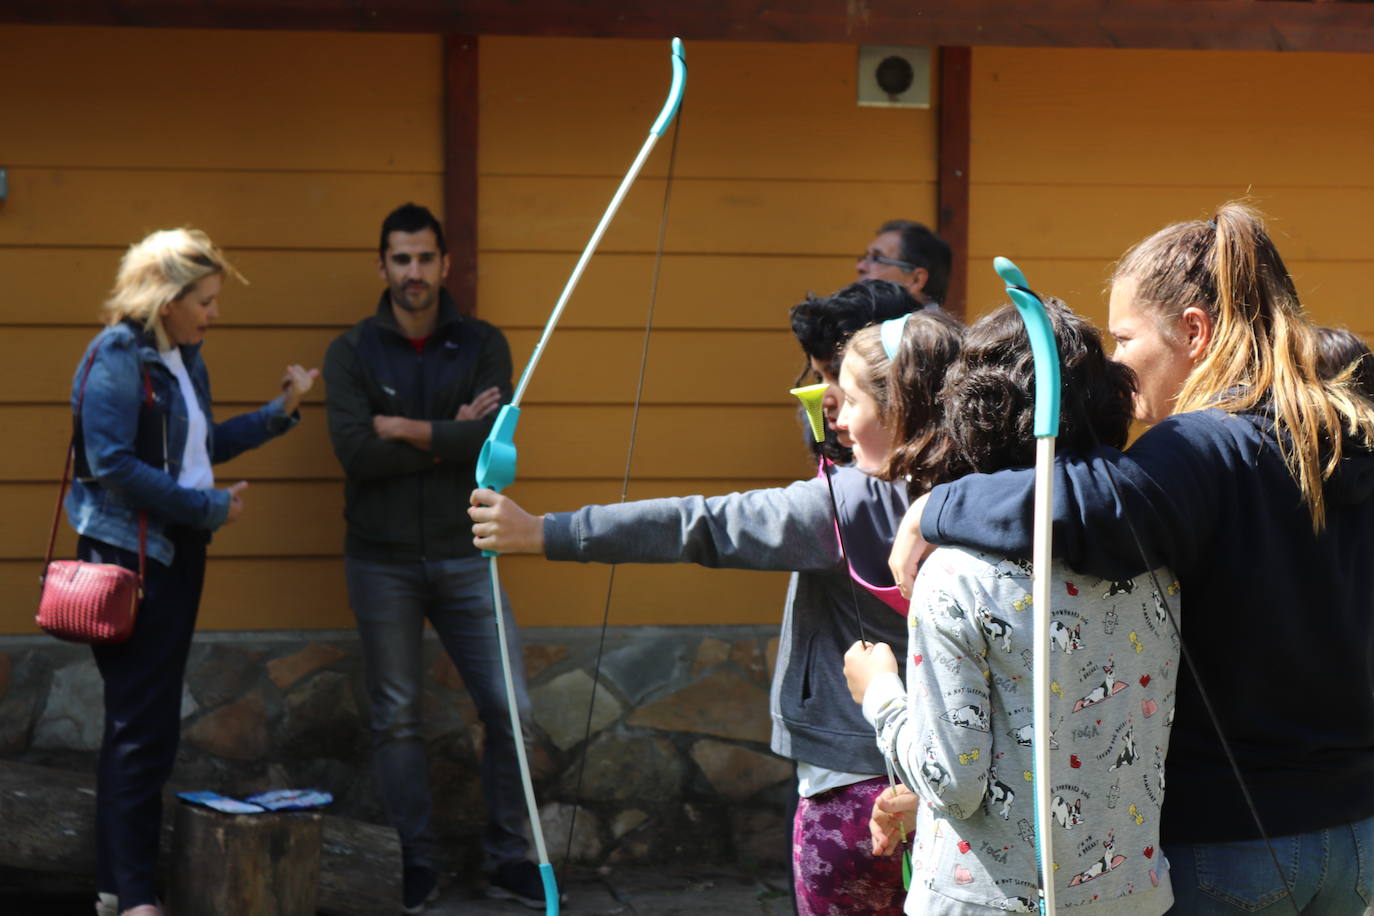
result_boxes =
[15,35,1364,635]
[963,47,1374,340]
[0,27,940,632]
[475,37,938,625]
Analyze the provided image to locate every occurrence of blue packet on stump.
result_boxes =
[244,788,333,811]
[177,791,266,814]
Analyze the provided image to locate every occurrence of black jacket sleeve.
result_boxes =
[921,411,1228,580]
[323,331,436,481]
[429,324,513,464]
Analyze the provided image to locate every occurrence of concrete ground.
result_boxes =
[428,865,793,915]
[0,865,794,915]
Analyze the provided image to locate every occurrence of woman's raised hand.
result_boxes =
[469,488,544,555]
[279,364,320,415]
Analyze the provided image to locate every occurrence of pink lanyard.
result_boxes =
[816,462,908,616]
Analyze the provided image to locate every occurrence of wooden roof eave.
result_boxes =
[5,0,1374,54]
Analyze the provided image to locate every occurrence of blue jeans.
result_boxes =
[1166,815,1374,914]
[346,555,532,873]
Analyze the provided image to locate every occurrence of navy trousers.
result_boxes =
[82,530,206,910]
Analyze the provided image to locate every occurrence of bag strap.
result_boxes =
[45,339,148,587]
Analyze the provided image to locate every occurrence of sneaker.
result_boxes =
[95,893,118,916]
[485,860,564,910]
[402,865,440,914]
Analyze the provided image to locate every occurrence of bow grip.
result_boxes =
[476,404,521,557]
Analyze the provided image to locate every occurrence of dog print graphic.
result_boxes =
[1050,795,1085,829]
[941,704,990,732]
[979,607,1015,653]
[921,740,952,797]
[1102,578,1136,598]
[1050,620,1085,655]
[1108,726,1138,771]
[985,768,1016,819]
[989,896,1037,913]
[1067,831,1126,886]
[1073,661,1129,713]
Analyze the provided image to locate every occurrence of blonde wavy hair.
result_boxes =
[1114,201,1374,530]
[103,228,244,350]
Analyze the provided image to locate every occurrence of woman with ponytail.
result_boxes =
[890,203,1374,913]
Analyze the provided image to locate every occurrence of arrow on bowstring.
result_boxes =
[473,38,686,916]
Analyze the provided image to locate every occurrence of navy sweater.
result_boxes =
[922,406,1374,843]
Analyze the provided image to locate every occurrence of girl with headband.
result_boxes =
[846,299,1178,914]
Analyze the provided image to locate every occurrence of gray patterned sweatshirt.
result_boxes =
[862,547,1179,914]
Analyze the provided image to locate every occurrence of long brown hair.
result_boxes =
[1114,202,1374,529]
[834,310,964,487]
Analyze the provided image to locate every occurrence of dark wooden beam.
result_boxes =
[443,34,479,317]
[936,46,971,321]
[7,1,1374,53]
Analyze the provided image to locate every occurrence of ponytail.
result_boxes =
[1115,202,1374,529]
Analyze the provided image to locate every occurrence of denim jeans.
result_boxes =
[84,531,207,910]
[346,555,531,873]
[1166,815,1374,914]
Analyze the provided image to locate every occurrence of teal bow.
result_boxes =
[473,39,686,916]
[993,257,1061,915]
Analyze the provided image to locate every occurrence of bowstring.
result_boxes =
[562,102,684,869]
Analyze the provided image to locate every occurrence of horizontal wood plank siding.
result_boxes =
[0,26,443,633]
[965,47,1374,341]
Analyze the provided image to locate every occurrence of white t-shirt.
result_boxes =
[795,761,879,798]
[159,348,214,490]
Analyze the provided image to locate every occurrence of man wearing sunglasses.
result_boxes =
[856,219,951,308]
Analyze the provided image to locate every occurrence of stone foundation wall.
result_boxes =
[0,625,791,876]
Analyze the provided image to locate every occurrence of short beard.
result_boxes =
[392,285,435,313]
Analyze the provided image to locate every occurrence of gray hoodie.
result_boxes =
[543,466,910,775]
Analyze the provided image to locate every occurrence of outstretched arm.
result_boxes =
[470,478,843,572]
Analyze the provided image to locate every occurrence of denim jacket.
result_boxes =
[64,320,299,566]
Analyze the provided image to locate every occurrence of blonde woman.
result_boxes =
[890,203,1374,913]
[66,229,316,916]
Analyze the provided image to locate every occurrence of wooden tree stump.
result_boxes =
[169,801,322,916]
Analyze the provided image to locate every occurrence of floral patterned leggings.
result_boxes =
[792,777,907,915]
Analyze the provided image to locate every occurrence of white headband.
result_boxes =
[880,313,912,360]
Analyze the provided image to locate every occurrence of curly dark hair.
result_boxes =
[789,279,924,462]
[789,280,922,374]
[902,298,1136,493]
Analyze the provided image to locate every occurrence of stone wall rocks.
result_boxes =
[0,624,796,874]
